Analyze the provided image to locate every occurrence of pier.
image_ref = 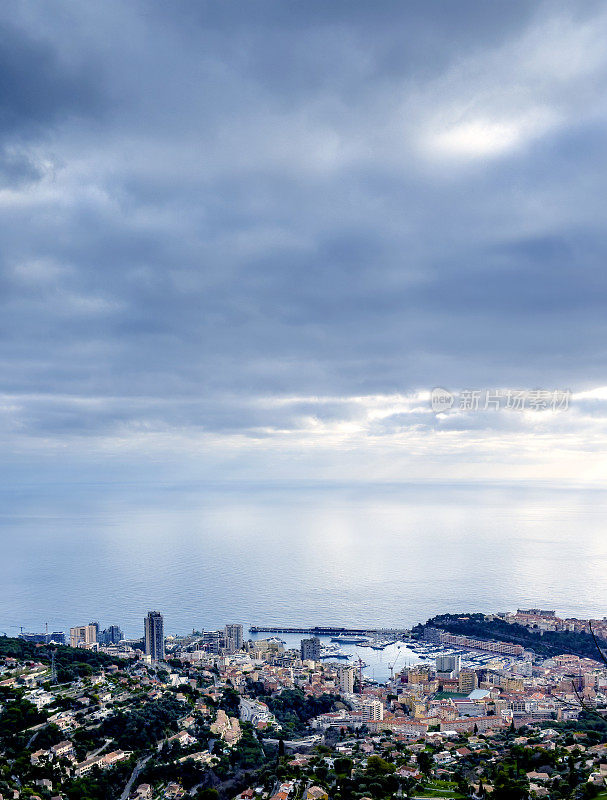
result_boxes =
[249,625,409,636]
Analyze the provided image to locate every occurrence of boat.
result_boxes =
[369,638,397,649]
[320,644,350,659]
[330,635,370,644]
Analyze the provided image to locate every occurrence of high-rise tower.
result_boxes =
[224,624,243,653]
[144,611,165,662]
[300,636,321,661]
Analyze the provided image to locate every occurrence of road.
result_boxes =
[25,724,47,749]
[89,738,111,758]
[120,754,151,800]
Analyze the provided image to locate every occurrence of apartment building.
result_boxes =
[69,624,97,648]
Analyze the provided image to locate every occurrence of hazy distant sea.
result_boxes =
[2,481,606,648]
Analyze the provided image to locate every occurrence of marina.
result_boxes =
[249,629,427,683]
[248,628,528,682]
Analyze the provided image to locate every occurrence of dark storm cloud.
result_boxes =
[1,0,607,444]
[0,20,101,134]
[0,13,103,187]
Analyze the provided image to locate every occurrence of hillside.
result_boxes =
[419,613,607,662]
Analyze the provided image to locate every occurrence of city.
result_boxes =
[2,1,607,800]
[1,609,606,799]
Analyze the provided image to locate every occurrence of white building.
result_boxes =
[361,699,384,722]
[337,665,356,694]
[436,654,461,676]
[239,698,280,729]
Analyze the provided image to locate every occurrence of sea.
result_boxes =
[2,479,606,682]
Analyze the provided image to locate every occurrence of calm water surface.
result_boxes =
[1,482,606,648]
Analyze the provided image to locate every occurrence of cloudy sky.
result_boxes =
[2,0,607,490]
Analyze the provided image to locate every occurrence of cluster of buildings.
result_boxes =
[68,621,124,648]
[17,629,66,646]
[504,609,607,641]
[64,613,244,665]
[424,626,525,656]
[167,624,607,743]
[55,611,607,742]
[142,613,245,663]
[2,609,607,800]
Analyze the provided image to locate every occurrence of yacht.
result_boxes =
[330,634,371,644]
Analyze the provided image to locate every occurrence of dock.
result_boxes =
[249,625,409,636]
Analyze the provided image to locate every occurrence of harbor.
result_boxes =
[248,628,423,683]
[248,627,527,683]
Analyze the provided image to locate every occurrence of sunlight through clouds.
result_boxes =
[0,1,607,496]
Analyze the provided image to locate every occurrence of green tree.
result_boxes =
[491,762,529,800]
[334,756,353,777]
[416,750,433,775]
[366,755,396,776]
